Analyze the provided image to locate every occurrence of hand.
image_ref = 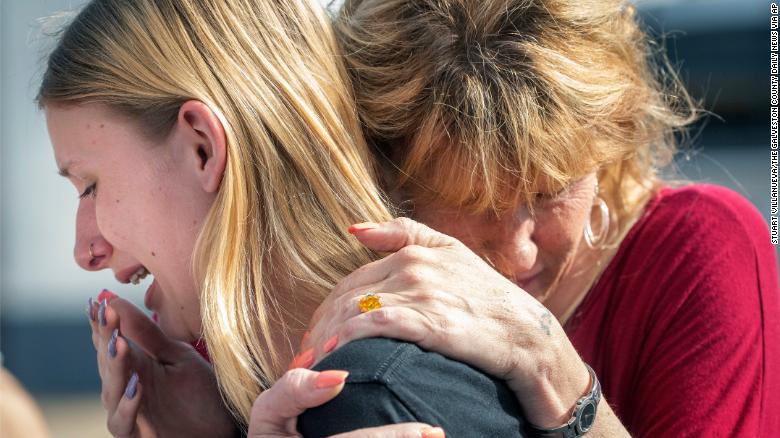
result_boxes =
[302,218,591,428]
[88,292,235,438]
[248,367,443,438]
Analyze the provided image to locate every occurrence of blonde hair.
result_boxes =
[38,0,392,423]
[335,0,699,241]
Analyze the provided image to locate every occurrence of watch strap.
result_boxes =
[524,363,601,438]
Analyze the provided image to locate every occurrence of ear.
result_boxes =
[176,100,227,193]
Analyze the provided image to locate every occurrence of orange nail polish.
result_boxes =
[315,370,349,389]
[323,335,339,353]
[347,222,379,234]
[421,427,445,438]
[298,348,315,369]
[287,353,302,370]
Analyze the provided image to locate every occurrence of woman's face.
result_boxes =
[46,103,220,342]
[411,173,598,304]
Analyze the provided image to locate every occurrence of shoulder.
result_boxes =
[300,338,525,437]
[624,184,772,266]
[616,183,778,338]
[312,337,520,405]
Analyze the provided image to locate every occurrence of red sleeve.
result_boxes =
[616,185,780,436]
[632,187,780,437]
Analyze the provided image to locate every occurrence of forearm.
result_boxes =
[507,327,631,437]
[587,397,631,438]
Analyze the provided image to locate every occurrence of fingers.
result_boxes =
[101,329,135,411]
[329,424,445,438]
[310,304,431,366]
[249,368,348,435]
[108,297,183,363]
[107,372,142,438]
[348,217,456,252]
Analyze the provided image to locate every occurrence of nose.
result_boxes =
[487,207,538,278]
[74,197,112,271]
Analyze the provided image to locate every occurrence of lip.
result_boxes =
[115,264,146,284]
[144,279,157,310]
[512,265,544,289]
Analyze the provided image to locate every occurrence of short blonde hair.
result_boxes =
[39,0,392,424]
[335,0,698,238]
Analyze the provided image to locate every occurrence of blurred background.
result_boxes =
[0,0,771,436]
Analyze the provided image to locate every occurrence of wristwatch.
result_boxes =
[525,363,601,438]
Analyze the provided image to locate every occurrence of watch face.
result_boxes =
[577,401,597,433]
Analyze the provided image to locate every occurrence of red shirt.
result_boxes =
[565,184,780,437]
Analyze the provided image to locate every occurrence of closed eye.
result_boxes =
[79,183,97,199]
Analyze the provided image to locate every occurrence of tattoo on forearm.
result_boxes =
[540,309,553,336]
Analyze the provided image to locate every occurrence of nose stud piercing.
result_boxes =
[89,243,95,259]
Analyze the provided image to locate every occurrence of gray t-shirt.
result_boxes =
[298,337,527,437]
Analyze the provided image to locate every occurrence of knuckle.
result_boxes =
[396,244,426,262]
[280,368,309,396]
[393,216,416,228]
[340,319,358,339]
[368,307,391,325]
[396,266,425,286]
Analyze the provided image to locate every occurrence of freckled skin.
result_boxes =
[411,174,598,305]
[46,103,216,342]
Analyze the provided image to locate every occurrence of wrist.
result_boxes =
[510,354,592,428]
[524,363,601,438]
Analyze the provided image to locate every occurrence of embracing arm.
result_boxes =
[302,219,632,436]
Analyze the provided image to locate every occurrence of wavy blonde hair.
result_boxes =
[38,0,392,423]
[335,0,699,243]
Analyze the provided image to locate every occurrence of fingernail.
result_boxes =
[347,222,379,234]
[298,348,315,369]
[98,299,107,327]
[125,372,139,399]
[108,329,118,358]
[323,335,339,353]
[86,297,95,321]
[421,427,445,438]
[315,370,349,389]
[98,289,117,303]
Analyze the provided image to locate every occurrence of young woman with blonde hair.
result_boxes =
[39,0,529,436]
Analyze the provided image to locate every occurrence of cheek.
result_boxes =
[95,196,130,248]
[536,202,590,252]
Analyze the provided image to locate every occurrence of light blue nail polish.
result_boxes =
[108,329,118,358]
[98,299,107,326]
[125,372,139,399]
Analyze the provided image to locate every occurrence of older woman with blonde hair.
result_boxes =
[294,0,780,436]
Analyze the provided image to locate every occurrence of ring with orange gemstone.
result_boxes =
[358,292,382,313]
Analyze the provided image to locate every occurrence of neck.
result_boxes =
[543,243,613,325]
